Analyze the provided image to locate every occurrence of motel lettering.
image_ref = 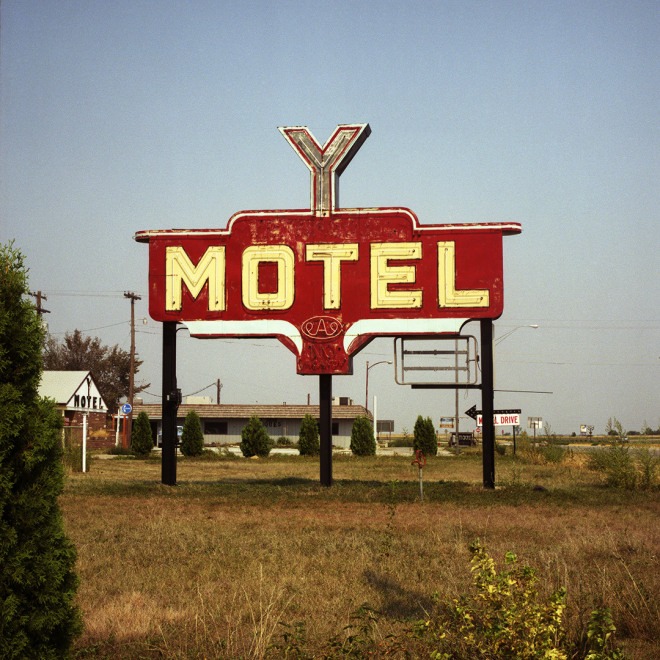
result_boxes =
[165,240,489,313]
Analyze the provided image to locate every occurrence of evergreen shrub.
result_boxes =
[413,415,437,456]
[131,411,153,457]
[0,242,82,658]
[180,410,204,456]
[350,415,376,456]
[298,414,319,456]
[240,415,272,457]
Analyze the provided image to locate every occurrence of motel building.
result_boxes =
[38,371,111,449]
[132,397,371,449]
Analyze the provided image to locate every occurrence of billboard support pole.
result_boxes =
[319,374,333,486]
[513,425,517,456]
[162,321,177,486]
[481,319,495,488]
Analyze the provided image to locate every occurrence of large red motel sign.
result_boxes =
[136,124,520,375]
[136,123,520,489]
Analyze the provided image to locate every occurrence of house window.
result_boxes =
[332,422,339,436]
[205,421,228,435]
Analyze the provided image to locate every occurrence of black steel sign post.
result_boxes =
[319,374,332,487]
[162,322,179,486]
[480,320,495,489]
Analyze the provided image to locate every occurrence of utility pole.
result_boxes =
[455,337,460,455]
[28,291,51,317]
[124,291,141,447]
[216,378,222,404]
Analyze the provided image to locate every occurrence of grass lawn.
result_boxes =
[61,451,660,658]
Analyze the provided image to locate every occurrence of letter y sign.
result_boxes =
[279,123,371,214]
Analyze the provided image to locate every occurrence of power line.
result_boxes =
[500,359,657,367]
[48,321,132,335]
[142,382,216,400]
[499,320,660,329]
[44,290,146,296]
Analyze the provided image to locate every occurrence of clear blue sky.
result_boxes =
[2,0,658,434]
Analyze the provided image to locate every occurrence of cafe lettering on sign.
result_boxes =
[135,124,520,375]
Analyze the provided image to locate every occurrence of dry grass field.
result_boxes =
[61,451,660,659]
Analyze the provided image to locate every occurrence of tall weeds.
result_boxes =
[588,441,660,489]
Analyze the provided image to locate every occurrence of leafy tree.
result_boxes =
[180,410,204,456]
[414,415,437,456]
[298,413,320,456]
[131,411,153,457]
[43,329,149,413]
[0,242,82,657]
[240,415,272,457]
[350,415,376,456]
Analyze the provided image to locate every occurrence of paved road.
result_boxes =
[139,443,660,458]
[498,441,660,456]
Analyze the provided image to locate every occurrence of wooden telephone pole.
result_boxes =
[28,291,50,317]
[124,292,141,447]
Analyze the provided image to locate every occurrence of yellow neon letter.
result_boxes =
[306,244,358,309]
[166,246,225,311]
[437,241,489,307]
[242,245,295,310]
[370,242,422,309]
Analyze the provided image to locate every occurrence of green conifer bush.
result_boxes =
[0,242,82,658]
[180,410,204,456]
[350,415,376,456]
[298,413,320,456]
[240,415,272,457]
[131,410,153,457]
[414,415,437,456]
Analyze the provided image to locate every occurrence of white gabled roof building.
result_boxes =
[39,371,108,413]
[38,371,113,448]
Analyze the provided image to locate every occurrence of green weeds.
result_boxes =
[588,441,660,489]
[270,541,628,659]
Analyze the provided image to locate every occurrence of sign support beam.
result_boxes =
[162,321,178,486]
[319,374,333,486]
[480,319,495,489]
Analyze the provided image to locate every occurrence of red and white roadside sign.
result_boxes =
[477,413,521,427]
[135,124,521,375]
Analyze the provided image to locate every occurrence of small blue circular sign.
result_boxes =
[121,403,132,415]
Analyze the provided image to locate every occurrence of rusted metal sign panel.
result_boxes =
[135,124,520,375]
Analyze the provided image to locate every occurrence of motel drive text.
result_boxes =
[477,413,522,427]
